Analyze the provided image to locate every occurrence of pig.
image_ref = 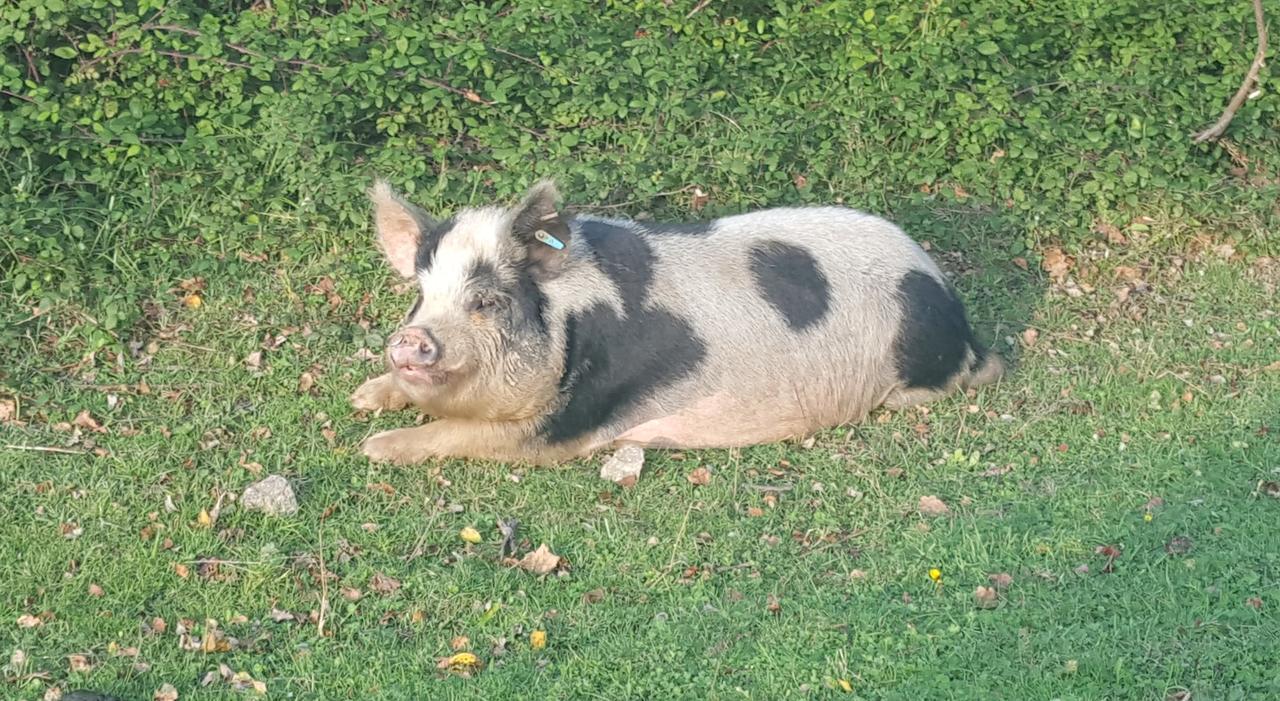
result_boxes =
[351,180,1004,465]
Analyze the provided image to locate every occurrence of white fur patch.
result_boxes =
[415,207,509,315]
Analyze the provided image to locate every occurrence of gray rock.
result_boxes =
[240,474,298,516]
[599,444,645,484]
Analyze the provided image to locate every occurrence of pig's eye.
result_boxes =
[465,294,500,313]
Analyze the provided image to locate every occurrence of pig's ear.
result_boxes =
[369,179,431,278]
[510,179,571,279]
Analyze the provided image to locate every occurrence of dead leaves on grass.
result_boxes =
[509,544,566,576]
[917,495,950,516]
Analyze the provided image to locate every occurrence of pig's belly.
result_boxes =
[610,389,877,449]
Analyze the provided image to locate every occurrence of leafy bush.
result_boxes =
[1,0,1276,354]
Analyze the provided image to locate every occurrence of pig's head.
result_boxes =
[369,180,572,420]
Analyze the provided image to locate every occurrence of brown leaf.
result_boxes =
[1246,597,1263,610]
[73,409,107,433]
[244,351,263,371]
[515,544,564,575]
[690,186,709,211]
[1094,219,1127,246]
[269,607,296,622]
[451,635,470,651]
[174,563,190,579]
[1257,481,1280,499]
[686,467,712,486]
[1041,247,1075,282]
[341,587,363,602]
[766,594,781,616]
[154,683,179,701]
[88,583,104,597]
[987,573,1013,590]
[297,371,316,394]
[974,585,998,608]
[1165,536,1194,555]
[917,495,950,516]
[1011,256,1029,271]
[68,654,93,673]
[581,588,606,604]
[1020,328,1039,347]
[370,572,401,595]
[0,398,16,424]
[746,506,764,517]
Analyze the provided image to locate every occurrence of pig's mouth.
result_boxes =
[394,363,450,386]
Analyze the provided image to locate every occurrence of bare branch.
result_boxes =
[1192,0,1268,143]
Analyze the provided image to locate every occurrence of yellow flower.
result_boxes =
[459,527,482,544]
[183,294,203,309]
[1143,512,1153,522]
[530,630,547,650]
[928,568,942,582]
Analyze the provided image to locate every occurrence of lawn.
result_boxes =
[4,196,1279,699]
[3,1,1280,699]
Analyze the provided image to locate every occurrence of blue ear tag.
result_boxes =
[534,229,565,250]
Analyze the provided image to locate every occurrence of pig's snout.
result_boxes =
[388,327,441,369]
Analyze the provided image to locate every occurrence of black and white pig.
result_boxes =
[351,180,1004,464]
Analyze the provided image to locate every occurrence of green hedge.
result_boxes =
[1,0,1276,351]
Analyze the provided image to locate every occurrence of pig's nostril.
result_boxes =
[418,340,439,365]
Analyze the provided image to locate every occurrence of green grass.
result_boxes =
[3,201,1278,700]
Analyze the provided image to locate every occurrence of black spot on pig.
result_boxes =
[466,259,548,334]
[542,220,707,445]
[414,217,455,273]
[892,270,975,389]
[748,241,831,332]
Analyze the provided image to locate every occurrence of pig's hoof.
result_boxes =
[350,379,408,413]
[361,430,423,465]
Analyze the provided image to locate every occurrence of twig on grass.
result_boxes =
[3,444,87,455]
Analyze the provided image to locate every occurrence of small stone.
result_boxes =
[240,475,298,516]
[599,444,645,484]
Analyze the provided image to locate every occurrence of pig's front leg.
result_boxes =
[361,419,554,465]
[350,373,411,413]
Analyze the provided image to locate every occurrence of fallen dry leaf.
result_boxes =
[0,399,15,423]
[297,371,316,394]
[766,594,782,616]
[1257,481,1280,499]
[154,683,179,701]
[1041,247,1075,282]
[686,466,712,486]
[370,572,401,595]
[918,495,950,516]
[451,635,470,651]
[65,654,95,675]
[437,651,482,675]
[73,409,106,433]
[17,614,42,628]
[88,583,104,597]
[341,587,362,602]
[974,585,998,608]
[988,572,1013,590]
[514,544,564,575]
[1246,597,1263,610]
[174,563,190,579]
[581,588,606,604]
[1021,328,1039,347]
